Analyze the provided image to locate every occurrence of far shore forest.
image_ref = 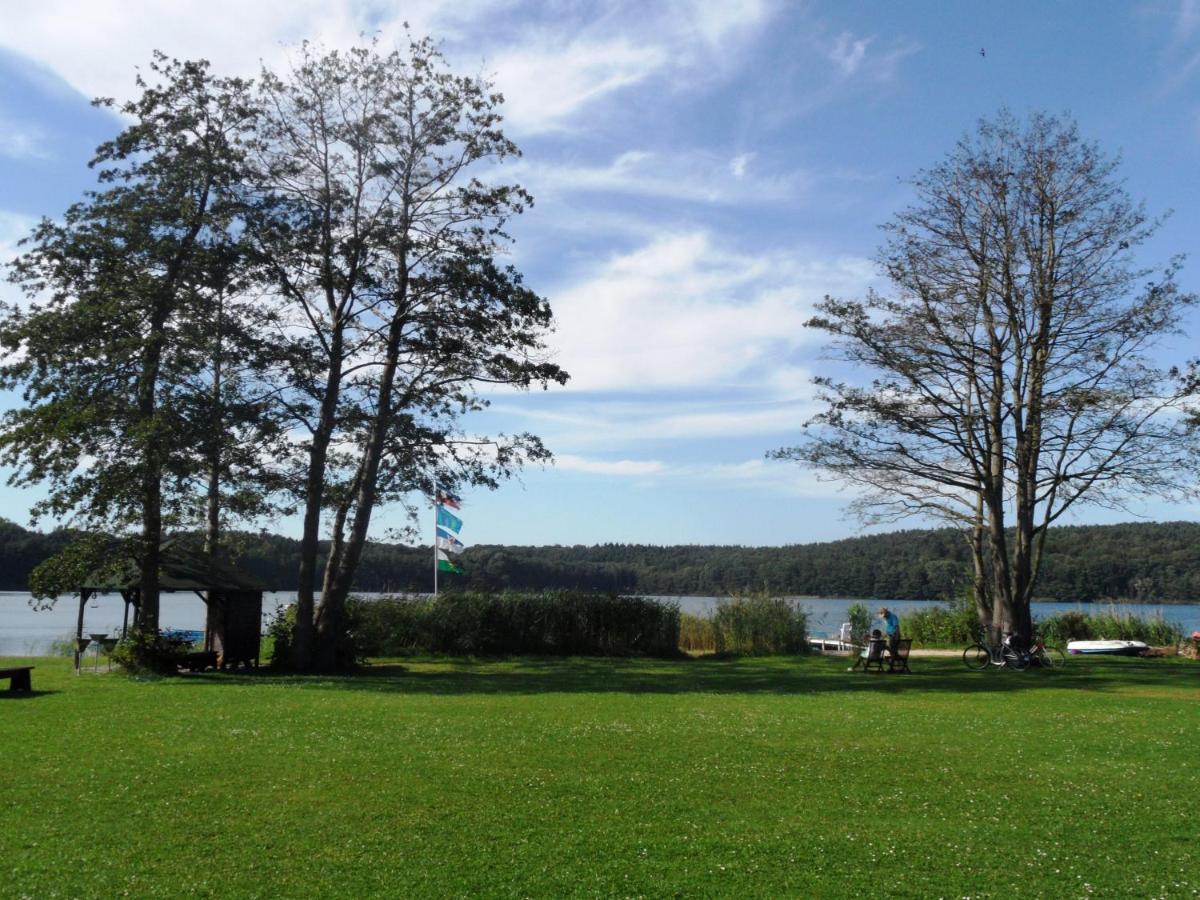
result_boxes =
[2,518,1198,603]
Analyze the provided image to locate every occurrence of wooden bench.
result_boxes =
[887,639,913,674]
[0,666,34,692]
[850,638,888,672]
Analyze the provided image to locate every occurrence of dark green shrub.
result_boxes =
[263,602,297,669]
[109,628,187,675]
[711,595,808,655]
[348,591,681,657]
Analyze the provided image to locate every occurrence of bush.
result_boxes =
[846,603,871,642]
[264,603,297,669]
[904,594,979,647]
[109,628,188,675]
[348,591,681,657]
[1036,607,1183,646]
[710,595,809,655]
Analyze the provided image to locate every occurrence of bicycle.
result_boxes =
[1027,635,1067,668]
[962,630,1027,670]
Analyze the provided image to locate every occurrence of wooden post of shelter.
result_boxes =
[74,589,92,674]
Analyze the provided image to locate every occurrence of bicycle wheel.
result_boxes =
[1046,646,1067,667]
[963,644,991,670]
[1002,646,1028,670]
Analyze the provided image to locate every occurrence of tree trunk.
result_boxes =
[969,496,991,633]
[313,279,410,670]
[204,308,224,558]
[292,327,344,671]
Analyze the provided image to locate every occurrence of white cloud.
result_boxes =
[492,39,669,135]
[0,114,50,160]
[554,454,665,476]
[729,152,754,179]
[545,231,875,392]
[1,1,776,135]
[828,32,873,77]
[493,395,820,448]
[514,148,805,206]
[546,450,852,500]
[0,0,507,105]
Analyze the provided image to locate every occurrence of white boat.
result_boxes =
[1066,639,1149,656]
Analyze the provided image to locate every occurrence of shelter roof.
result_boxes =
[82,540,265,592]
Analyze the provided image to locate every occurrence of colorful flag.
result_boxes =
[437,532,465,554]
[436,506,462,534]
[436,487,461,510]
[436,549,463,574]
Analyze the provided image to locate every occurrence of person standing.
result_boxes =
[877,607,900,657]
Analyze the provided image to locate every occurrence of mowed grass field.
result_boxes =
[2,654,1197,898]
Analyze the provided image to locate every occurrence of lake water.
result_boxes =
[2,590,1198,656]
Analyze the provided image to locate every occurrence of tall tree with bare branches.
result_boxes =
[774,111,1200,643]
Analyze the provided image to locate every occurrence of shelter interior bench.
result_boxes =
[0,665,34,692]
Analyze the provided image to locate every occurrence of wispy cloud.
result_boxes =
[544,230,875,393]
[491,39,670,135]
[554,454,665,476]
[492,395,820,448]
[828,32,874,77]
[0,0,776,137]
[546,450,852,499]
[514,149,807,205]
[0,114,50,160]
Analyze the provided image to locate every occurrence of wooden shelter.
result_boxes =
[77,543,266,671]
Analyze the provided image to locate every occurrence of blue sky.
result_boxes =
[1,0,1199,547]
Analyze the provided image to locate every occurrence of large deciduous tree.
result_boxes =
[0,56,264,634]
[774,111,1200,643]
[251,39,566,670]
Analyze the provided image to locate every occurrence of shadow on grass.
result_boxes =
[0,690,59,700]
[168,654,1199,698]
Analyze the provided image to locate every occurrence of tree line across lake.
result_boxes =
[2,518,1197,603]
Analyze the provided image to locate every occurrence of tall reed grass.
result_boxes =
[679,613,718,653]
[902,598,1184,647]
[677,595,810,655]
[347,591,681,658]
[903,596,979,646]
[1036,607,1183,646]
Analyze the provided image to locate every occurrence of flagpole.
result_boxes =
[432,480,439,598]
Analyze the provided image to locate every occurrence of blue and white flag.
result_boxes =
[436,506,462,534]
[436,529,465,555]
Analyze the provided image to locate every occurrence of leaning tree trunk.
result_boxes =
[292,326,345,671]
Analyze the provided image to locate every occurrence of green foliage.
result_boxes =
[711,595,809,655]
[679,613,718,653]
[263,602,297,669]
[3,520,1200,601]
[846,602,871,640]
[903,594,979,646]
[1036,608,1184,646]
[27,533,121,606]
[347,592,681,657]
[108,628,187,675]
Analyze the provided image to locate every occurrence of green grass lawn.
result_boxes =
[2,654,1197,898]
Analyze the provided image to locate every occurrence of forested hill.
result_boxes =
[1,519,1198,601]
